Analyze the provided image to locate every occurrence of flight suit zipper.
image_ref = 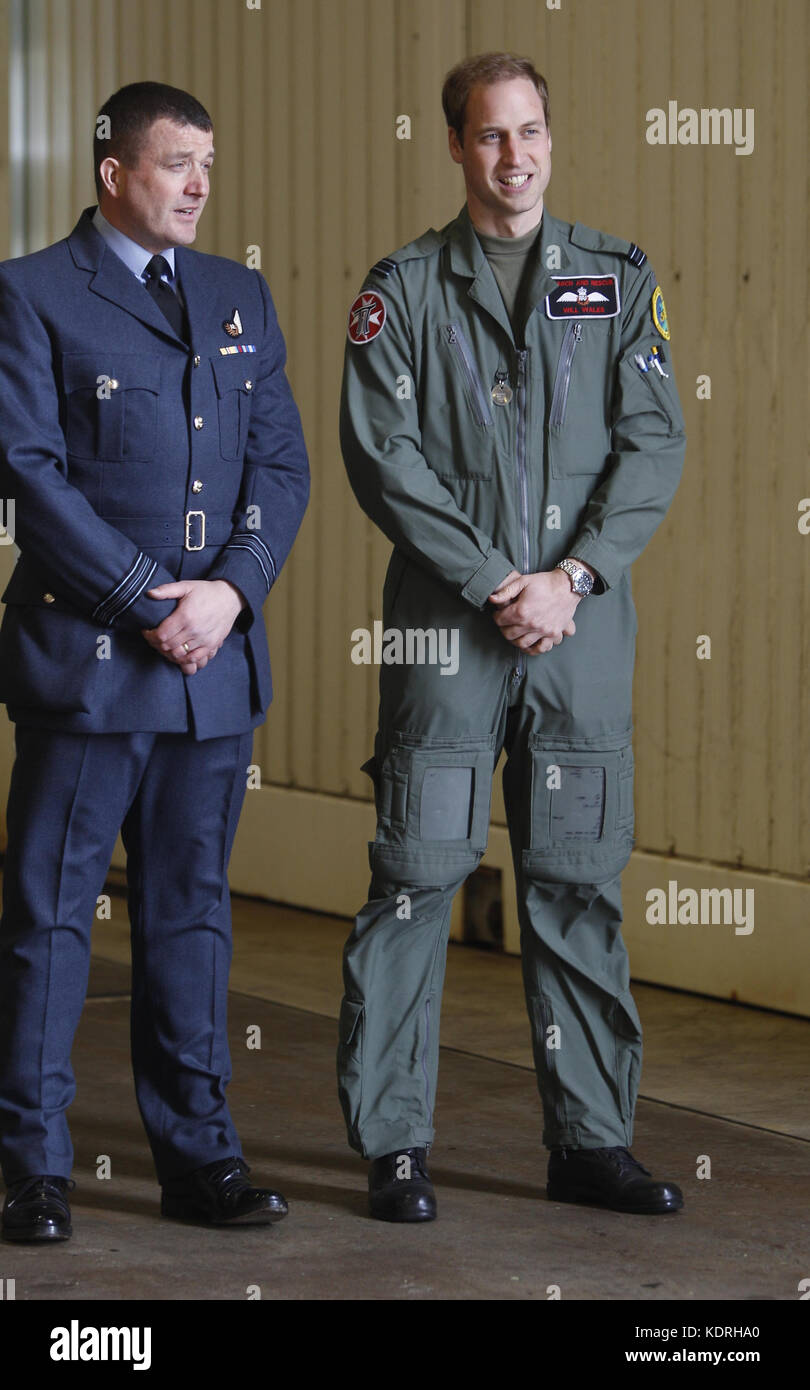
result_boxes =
[421,997,432,1122]
[445,324,493,427]
[512,347,530,684]
[549,321,583,429]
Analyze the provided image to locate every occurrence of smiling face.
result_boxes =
[98,117,214,253]
[448,77,551,237]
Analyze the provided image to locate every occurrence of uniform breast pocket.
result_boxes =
[61,353,161,463]
[211,356,255,461]
[419,323,498,482]
[547,321,612,478]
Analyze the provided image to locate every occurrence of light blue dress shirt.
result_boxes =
[91,207,184,305]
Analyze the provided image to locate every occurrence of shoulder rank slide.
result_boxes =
[370,257,397,279]
[627,243,647,268]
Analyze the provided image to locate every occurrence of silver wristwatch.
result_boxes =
[555,558,594,596]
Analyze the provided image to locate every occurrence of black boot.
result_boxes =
[368,1147,437,1222]
[2,1175,74,1241]
[161,1156,288,1225]
[547,1146,684,1214]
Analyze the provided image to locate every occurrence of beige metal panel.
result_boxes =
[343,0,398,799]
[778,0,810,876]
[3,0,809,903]
[245,0,296,788]
[283,0,319,792]
[313,0,350,793]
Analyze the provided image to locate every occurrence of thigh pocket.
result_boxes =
[371,733,496,885]
[523,732,634,885]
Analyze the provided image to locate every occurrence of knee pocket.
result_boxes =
[365,732,495,887]
[522,731,634,885]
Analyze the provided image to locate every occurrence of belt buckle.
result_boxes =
[185,510,206,551]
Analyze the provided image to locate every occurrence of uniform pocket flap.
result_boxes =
[61,352,162,394]
[210,355,255,397]
[338,998,364,1047]
[1,560,72,609]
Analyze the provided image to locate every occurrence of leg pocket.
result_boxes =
[611,988,643,1129]
[337,998,365,1143]
[523,731,635,885]
[371,732,496,886]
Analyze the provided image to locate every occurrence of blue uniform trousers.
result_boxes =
[0,725,252,1184]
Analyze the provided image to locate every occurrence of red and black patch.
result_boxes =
[347,291,387,345]
[545,274,621,320]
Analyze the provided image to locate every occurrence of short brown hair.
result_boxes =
[94,82,213,198]
[442,53,550,143]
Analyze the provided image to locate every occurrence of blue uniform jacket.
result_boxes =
[0,209,310,739]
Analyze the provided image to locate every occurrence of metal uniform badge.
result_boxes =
[491,370,512,405]
[545,274,621,320]
[347,291,386,345]
[224,308,243,337]
[651,286,670,339]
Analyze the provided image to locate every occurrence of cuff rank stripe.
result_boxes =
[92,552,158,626]
[227,532,277,591]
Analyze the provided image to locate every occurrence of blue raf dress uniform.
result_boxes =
[0,207,309,1184]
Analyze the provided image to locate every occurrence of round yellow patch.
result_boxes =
[652,285,671,340]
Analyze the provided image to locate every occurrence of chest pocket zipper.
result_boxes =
[549,321,583,430]
[445,323,493,428]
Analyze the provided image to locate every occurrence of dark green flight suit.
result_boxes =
[338,205,686,1160]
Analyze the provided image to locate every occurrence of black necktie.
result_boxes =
[143,254,187,340]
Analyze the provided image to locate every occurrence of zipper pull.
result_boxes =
[574,323,583,342]
[446,326,456,344]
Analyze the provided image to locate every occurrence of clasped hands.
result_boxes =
[141,579,246,675]
[488,567,584,656]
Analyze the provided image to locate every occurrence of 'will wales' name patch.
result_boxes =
[545,275,621,319]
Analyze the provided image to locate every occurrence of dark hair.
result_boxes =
[441,53,550,144]
[93,81,213,198]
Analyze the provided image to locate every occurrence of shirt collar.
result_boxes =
[92,207,176,281]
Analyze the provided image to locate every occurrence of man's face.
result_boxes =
[99,117,214,252]
[448,78,551,236]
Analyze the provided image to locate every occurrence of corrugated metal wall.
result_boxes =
[4,0,809,885]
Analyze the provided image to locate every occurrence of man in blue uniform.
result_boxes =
[0,82,309,1241]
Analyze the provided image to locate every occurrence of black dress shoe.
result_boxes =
[2,1175,74,1242]
[160,1156,288,1225]
[547,1146,684,1214]
[368,1147,437,1222]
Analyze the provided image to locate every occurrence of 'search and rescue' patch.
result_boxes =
[545,275,621,320]
[651,285,670,339]
[347,291,387,345]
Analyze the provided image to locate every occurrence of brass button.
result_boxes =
[43,592,55,603]
[193,415,204,430]
[244,380,253,391]
[192,354,201,367]
[108,378,119,390]
[191,480,203,494]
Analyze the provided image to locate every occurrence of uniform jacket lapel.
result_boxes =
[174,245,217,342]
[66,207,186,345]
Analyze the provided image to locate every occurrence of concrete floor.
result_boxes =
[2,890,809,1301]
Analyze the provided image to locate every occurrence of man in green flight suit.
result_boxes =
[338,52,687,1222]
